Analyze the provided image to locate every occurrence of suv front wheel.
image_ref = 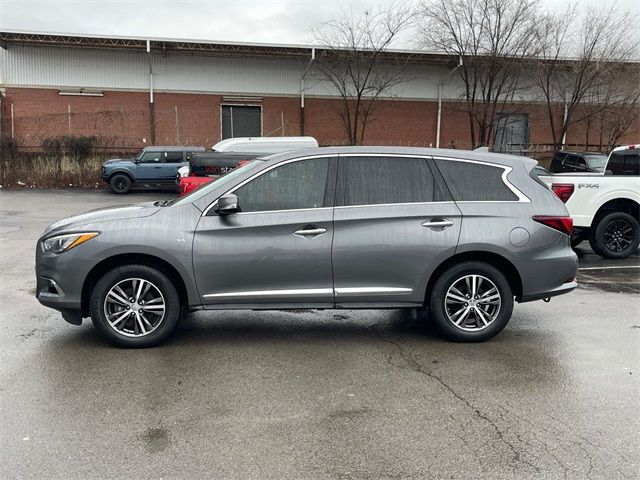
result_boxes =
[429,261,514,342]
[90,264,181,347]
[109,173,132,194]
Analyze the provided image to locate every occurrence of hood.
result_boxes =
[103,157,136,165]
[44,202,160,235]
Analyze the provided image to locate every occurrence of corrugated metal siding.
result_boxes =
[0,45,466,99]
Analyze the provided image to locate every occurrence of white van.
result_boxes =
[212,136,318,153]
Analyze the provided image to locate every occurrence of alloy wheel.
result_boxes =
[603,219,634,253]
[444,274,501,332]
[103,278,166,337]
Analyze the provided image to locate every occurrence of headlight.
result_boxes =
[178,165,190,177]
[41,232,99,254]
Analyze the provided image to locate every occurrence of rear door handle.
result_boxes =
[422,219,454,229]
[294,226,327,237]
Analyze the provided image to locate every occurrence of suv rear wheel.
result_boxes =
[428,261,514,342]
[90,265,181,347]
[589,212,639,259]
[109,173,132,194]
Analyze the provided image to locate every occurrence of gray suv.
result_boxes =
[36,147,578,347]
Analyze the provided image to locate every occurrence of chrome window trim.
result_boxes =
[334,201,456,210]
[202,154,333,216]
[203,286,412,299]
[202,152,530,216]
[431,156,531,203]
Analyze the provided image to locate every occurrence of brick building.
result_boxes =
[0,31,637,152]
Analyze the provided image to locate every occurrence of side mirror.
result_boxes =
[215,194,240,215]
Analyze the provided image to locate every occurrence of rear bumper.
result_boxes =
[520,281,577,302]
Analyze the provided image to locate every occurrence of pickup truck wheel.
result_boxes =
[429,261,514,342]
[109,174,132,194]
[589,212,639,259]
[90,265,181,348]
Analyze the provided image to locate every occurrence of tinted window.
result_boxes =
[608,152,639,175]
[140,151,162,163]
[435,159,519,201]
[164,151,184,163]
[338,156,438,206]
[234,158,329,212]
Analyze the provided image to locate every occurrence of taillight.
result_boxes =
[551,183,574,203]
[533,216,573,236]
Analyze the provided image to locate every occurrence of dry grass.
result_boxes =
[1,155,107,189]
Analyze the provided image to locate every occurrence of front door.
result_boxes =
[332,155,462,306]
[193,156,336,307]
[136,150,164,180]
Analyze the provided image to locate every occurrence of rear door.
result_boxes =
[331,154,462,307]
[161,151,186,180]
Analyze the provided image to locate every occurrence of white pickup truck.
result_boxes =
[540,144,639,259]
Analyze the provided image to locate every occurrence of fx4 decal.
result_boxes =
[578,183,599,189]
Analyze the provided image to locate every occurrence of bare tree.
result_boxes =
[534,5,638,150]
[313,4,414,145]
[418,0,539,148]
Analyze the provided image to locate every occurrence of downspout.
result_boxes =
[300,47,315,136]
[147,40,156,145]
[436,56,463,148]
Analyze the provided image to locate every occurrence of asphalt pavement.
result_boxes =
[0,189,638,480]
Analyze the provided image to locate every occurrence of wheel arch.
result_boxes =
[424,251,523,306]
[592,197,639,225]
[108,170,134,182]
[81,253,189,317]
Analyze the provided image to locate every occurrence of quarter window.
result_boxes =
[234,158,329,213]
[435,159,519,201]
[338,156,439,206]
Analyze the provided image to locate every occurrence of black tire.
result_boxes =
[428,261,514,342]
[109,173,132,194]
[589,212,639,259]
[571,229,586,248]
[90,264,181,348]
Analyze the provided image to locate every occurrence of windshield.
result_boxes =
[584,154,607,172]
[168,160,265,206]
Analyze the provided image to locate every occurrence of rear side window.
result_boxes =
[435,159,519,201]
[338,156,442,206]
[608,152,639,175]
[164,151,184,163]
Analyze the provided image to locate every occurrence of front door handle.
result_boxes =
[422,219,454,229]
[294,226,327,237]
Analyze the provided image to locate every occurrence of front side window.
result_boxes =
[435,159,519,201]
[234,158,329,213]
[338,156,438,206]
[164,151,184,163]
[139,151,162,163]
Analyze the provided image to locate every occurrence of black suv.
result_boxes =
[549,151,608,174]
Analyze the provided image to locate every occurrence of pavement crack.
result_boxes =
[369,325,540,475]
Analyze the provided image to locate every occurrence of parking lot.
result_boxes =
[1,189,638,480]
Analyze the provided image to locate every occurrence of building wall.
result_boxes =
[2,86,638,151]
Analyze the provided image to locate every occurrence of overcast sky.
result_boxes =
[0,0,638,46]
